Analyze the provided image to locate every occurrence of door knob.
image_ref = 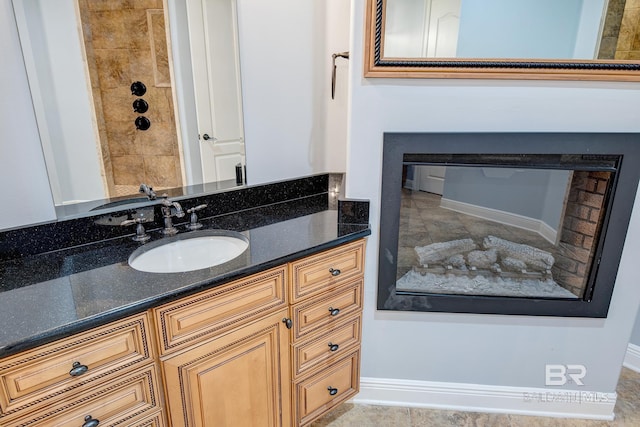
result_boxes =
[202,133,216,141]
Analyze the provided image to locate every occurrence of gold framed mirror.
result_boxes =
[364,0,640,81]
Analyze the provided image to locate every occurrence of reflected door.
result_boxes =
[187,0,246,183]
[384,0,461,57]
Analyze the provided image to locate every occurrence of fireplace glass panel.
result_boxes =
[396,156,615,301]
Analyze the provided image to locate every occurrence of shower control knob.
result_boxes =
[135,116,151,131]
[133,98,149,113]
[130,81,147,96]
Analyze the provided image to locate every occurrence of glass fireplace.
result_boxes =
[378,133,640,317]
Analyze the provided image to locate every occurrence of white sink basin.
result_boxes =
[128,230,249,273]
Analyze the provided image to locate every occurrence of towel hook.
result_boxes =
[331,51,349,100]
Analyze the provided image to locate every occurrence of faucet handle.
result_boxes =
[121,217,151,243]
[186,204,208,231]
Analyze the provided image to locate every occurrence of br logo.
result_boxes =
[545,364,586,386]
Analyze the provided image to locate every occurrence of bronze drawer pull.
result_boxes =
[69,361,89,377]
[329,268,341,276]
[328,342,339,352]
[282,318,293,329]
[82,415,100,427]
[328,307,340,316]
[327,387,338,396]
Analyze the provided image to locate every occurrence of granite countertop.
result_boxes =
[0,209,370,358]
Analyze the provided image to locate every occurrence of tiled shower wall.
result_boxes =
[78,0,183,198]
[616,0,640,60]
[598,0,626,59]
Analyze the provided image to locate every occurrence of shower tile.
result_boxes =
[112,155,145,184]
[101,87,135,123]
[107,121,140,156]
[94,49,131,88]
[128,49,155,85]
[138,123,177,156]
[144,156,181,187]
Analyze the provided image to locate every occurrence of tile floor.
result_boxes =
[311,367,640,426]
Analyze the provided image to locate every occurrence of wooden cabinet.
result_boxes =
[0,313,165,426]
[162,309,291,427]
[288,239,366,426]
[0,239,366,427]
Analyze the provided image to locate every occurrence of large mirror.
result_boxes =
[365,0,640,80]
[13,0,246,218]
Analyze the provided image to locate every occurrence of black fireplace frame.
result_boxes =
[378,133,640,317]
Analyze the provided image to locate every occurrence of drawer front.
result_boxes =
[292,315,361,379]
[291,279,363,342]
[131,410,167,427]
[290,240,365,303]
[154,266,287,356]
[294,349,360,427]
[5,364,162,427]
[0,313,153,416]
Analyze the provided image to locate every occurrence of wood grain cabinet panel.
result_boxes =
[292,315,361,379]
[289,240,365,303]
[5,364,162,427]
[162,309,291,427]
[291,279,363,342]
[153,266,287,356]
[0,313,153,417]
[294,349,360,427]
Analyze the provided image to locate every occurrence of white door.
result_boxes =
[384,0,461,58]
[186,0,245,183]
[416,165,446,195]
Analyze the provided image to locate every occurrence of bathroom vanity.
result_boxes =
[0,175,370,426]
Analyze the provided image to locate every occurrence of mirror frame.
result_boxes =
[364,0,640,81]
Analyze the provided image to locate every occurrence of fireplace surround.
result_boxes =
[378,133,640,317]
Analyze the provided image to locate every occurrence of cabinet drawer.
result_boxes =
[5,364,162,427]
[292,315,361,379]
[294,349,360,427]
[154,266,287,356]
[131,410,167,427]
[291,279,363,342]
[0,313,153,416]
[290,240,365,303]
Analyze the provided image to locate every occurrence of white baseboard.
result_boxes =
[440,198,557,244]
[624,343,640,373]
[355,377,616,420]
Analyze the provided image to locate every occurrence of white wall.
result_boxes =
[237,0,348,184]
[14,0,105,205]
[0,0,55,229]
[347,0,640,396]
[631,310,640,346]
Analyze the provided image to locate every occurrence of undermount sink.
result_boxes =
[128,230,249,273]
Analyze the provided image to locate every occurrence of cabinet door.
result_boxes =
[162,309,291,427]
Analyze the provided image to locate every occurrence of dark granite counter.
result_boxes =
[0,174,370,358]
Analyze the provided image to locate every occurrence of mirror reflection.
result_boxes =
[13,0,245,212]
[383,0,623,60]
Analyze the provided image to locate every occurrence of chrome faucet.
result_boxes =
[160,196,185,235]
[139,183,157,200]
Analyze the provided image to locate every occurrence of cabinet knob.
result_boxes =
[328,307,340,316]
[327,387,338,396]
[69,361,89,377]
[328,342,339,352]
[282,318,293,329]
[82,415,100,427]
[329,268,341,276]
